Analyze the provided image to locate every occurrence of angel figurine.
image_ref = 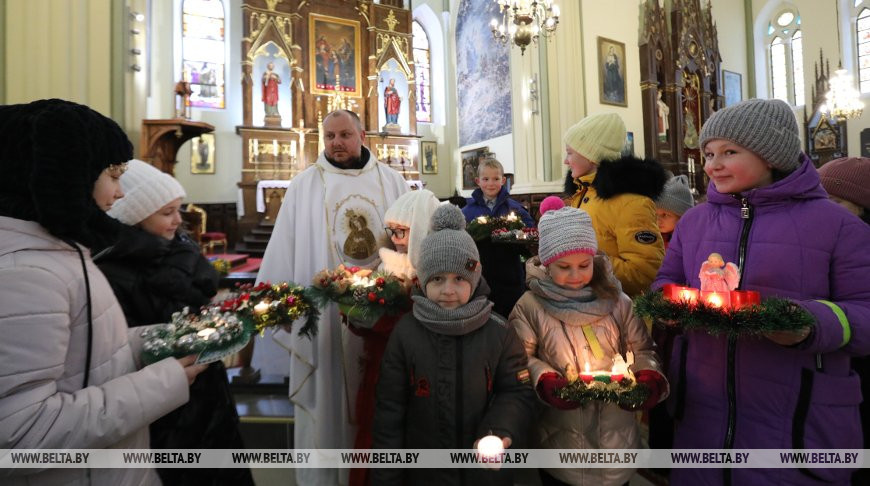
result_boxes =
[698,252,740,292]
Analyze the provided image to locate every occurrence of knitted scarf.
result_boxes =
[528,275,616,323]
[411,281,493,336]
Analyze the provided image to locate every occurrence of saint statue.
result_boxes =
[262,62,281,118]
[656,89,669,142]
[384,78,401,125]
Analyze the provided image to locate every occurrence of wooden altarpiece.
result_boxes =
[804,50,848,167]
[236,0,421,229]
[639,0,722,196]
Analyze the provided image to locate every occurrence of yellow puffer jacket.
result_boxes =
[568,163,665,297]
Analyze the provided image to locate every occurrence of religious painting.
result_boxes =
[598,37,627,107]
[421,141,438,174]
[456,0,512,146]
[191,133,216,174]
[461,146,489,190]
[331,194,384,267]
[309,14,362,96]
[723,70,742,107]
[813,121,838,151]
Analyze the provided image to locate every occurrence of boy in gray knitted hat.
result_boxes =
[373,204,536,486]
[655,174,695,250]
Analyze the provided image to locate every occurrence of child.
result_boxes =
[348,189,439,486]
[0,99,204,485]
[654,99,870,485]
[510,206,667,486]
[97,159,253,486]
[563,113,667,296]
[654,174,694,250]
[461,158,535,317]
[373,204,536,486]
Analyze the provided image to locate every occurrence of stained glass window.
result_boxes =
[858,8,870,92]
[182,0,225,109]
[413,20,431,123]
[767,8,804,106]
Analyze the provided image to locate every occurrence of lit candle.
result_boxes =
[730,290,761,309]
[253,301,270,315]
[506,212,518,222]
[476,215,488,224]
[477,435,504,459]
[677,288,700,305]
[611,355,627,383]
[700,291,730,309]
[579,362,594,384]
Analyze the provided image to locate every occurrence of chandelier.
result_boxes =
[821,66,864,121]
[490,0,560,55]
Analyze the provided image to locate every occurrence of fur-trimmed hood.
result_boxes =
[564,155,667,200]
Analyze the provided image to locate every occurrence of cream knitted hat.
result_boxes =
[563,113,627,164]
[108,159,186,225]
[656,175,695,216]
[384,189,441,268]
[538,206,598,266]
[416,204,482,289]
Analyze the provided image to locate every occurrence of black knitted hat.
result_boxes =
[0,99,132,246]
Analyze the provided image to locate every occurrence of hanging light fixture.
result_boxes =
[490,0,560,55]
[821,0,864,120]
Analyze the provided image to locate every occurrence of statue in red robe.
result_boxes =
[384,78,401,124]
[262,62,281,117]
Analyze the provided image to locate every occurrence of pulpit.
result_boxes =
[140,119,215,175]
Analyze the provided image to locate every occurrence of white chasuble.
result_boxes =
[253,148,407,485]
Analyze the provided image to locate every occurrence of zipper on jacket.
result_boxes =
[724,197,754,468]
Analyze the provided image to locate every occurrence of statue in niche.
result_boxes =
[384,78,401,126]
[262,62,281,118]
[683,108,699,149]
[656,89,669,142]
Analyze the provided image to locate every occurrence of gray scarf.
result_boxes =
[412,280,494,336]
[528,275,616,323]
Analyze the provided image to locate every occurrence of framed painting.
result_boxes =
[460,146,489,190]
[598,37,627,107]
[191,133,215,174]
[723,70,742,107]
[309,14,362,96]
[421,141,438,174]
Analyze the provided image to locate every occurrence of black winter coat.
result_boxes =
[95,226,253,486]
[373,307,537,486]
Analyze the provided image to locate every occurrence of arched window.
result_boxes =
[412,20,431,123]
[767,8,804,106]
[856,7,870,92]
[182,0,225,109]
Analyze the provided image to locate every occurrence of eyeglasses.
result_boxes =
[384,226,407,239]
[105,162,129,177]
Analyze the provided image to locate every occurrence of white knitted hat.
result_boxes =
[563,113,627,164]
[108,159,186,225]
[384,189,441,268]
[538,206,598,266]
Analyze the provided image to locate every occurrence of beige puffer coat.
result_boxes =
[0,217,191,485]
[509,259,667,486]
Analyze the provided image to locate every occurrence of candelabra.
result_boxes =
[490,0,560,55]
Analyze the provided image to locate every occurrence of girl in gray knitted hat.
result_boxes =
[654,174,695,250]
[509,197,667,486]
[373,204,536,486]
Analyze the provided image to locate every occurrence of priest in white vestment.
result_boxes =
[255,110,408,485]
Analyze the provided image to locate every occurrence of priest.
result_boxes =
[255,109,408,485]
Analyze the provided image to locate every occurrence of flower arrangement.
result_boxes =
[308,264,413,327]
[141,281,319,365]
[465,213,525,242]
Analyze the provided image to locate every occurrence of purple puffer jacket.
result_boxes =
[653,155,870,486]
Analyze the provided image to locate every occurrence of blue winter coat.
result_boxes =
[462,186,535,317]
[653,154,870,485]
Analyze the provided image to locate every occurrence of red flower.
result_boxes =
[378,298,385,305]
[240,293,251,302]
[368,292,377,302]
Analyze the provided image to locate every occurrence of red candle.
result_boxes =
[700,291,731,309]
[579,362,594,384]
[676,287,700,305]
[662,283,680,301]
[730,290,761,309]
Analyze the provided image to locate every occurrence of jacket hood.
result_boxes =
[0,215,80,257]
[591,155,668,200]
[315,146,376,175]
[705,153,828,208]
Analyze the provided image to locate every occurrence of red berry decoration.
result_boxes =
[378,298,385,305]
[376,277,385,287]
[368,292,377,302]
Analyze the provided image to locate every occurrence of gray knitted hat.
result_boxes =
[538,206,598,266]
[656,175,695,216]
[699,98,802,173]
[416,204,482,289]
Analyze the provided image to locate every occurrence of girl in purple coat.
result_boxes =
[653,98,870,486]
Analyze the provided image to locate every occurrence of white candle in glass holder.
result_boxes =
[477,435,504,458]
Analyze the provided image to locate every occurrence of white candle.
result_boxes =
[290,141,297,158]
[506,212,518,222]
[477,435,504,458]
[476,216,488,224]
[253,301,270,315]
[273,139,279,156]
[253,139,259,157]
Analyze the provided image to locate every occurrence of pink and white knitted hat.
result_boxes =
[538,206,598,265]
